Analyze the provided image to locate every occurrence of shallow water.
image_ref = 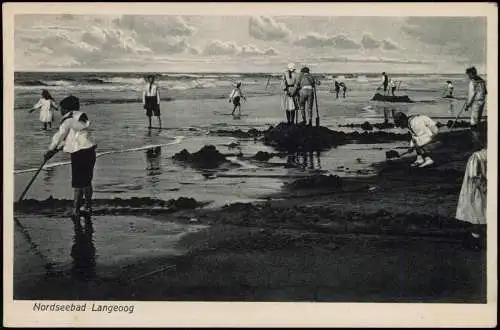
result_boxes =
[12,72,483,205]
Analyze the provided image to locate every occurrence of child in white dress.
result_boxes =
[29,89,58,130]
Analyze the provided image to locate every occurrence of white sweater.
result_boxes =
[49,111,95,153]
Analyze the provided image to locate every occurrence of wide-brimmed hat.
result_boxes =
[59,95,80,114]
[287,63,296,71]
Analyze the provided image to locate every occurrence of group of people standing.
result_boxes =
[280,63,318,126]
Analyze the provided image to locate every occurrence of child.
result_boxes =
[456,122,487,247]
[339,82,347,98]
[444,80,454,98]
[333,80,340,99]
[229,82,246,116]
[292,66,316,126]
[29,89,58,130]
[389,79,397,96]
[281,63,298,124]
[44,96,97,219]
[394,112,439,168]
[143,75,161,129]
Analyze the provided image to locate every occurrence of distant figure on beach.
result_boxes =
[333,80,341,99]
[229,81,246,117]
[29,89,58,130]
[44,96,97,219]
[443,80,454,98]
[377,72,389,95]
[394,112,439,168]
[292,66,316,126]
[281,63,298,124]
[464,67,487,130]
[339,82,347,98]
[143,75,161,129]
[389,79,397,96]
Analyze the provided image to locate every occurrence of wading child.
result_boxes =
[389,79,397,96]
[229,82,246,116]
[394,112,439,168]
[444,80,454,98]
[143,75,161,129]
[456,122,487,248]
[44,96,97,219]
[29,89,59,130]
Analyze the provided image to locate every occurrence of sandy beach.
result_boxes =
[13,126,486,302]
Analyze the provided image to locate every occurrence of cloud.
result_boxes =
[382,39,400,51]
[402,17,486,63]
[114,15,195,37]
[249,16,291,41]
[202,40,278,57]
[294,33,361,49]
[361,33,381,49]
[318,55,430,65]
[331,34,362,49]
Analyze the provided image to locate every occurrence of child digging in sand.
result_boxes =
[394,112,439,168]
[29,89,59,130]
[44,96,97,219]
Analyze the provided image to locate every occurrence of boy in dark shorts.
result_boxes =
[44,96,97,219]
[143,75,161,129]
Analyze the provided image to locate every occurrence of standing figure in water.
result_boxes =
[281,63,298,124]
[143,75,161,129]
[394,112,439,168]
[464,66,487,132]
[29,89,58,130]
[333,80,341,99]
[229,82,246,117]
[339,82,347,98]
[44,96,97,219]
[292,66,316,126]
[444,80,454,98]
[378,72,389,95]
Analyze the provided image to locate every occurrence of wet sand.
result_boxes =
[13,128,486,302]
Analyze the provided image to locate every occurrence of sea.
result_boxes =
[11,71,483,207]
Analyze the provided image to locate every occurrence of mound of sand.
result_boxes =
[371,93,414,103]
[173,145,239,169]
[263,122,409,151]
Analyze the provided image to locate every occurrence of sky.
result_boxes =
[14,14,487,73]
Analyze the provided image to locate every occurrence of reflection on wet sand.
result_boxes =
[383,107,396,124]
[286,151,322,171]
[146,146,162,176]
[42,167,55,185]
[71,215,96,281]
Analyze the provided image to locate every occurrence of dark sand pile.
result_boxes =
[14,196,206,216]
[371,93,414,103]
[263,122,409,151]
[173,145,240,169]
[284,174,342,190]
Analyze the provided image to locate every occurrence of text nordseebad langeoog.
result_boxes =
[33,302,135,314]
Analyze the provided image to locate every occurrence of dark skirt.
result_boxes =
[144,96,161,117]
[232,96,241,106]
[71,145,97,188]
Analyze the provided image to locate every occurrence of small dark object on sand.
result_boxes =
[385,150,401,159]
[253,151,274,161]
[372,93,414,103]
[361,121,373,131]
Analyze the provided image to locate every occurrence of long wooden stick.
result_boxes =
[17,158,48,203]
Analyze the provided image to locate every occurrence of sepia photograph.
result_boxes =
[3,2,497,327]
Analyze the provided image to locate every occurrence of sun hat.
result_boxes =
[287,63,296,71]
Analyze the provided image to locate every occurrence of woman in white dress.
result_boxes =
[456,122,487,248]
[29,89,58,130]
[281,63,298,125]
